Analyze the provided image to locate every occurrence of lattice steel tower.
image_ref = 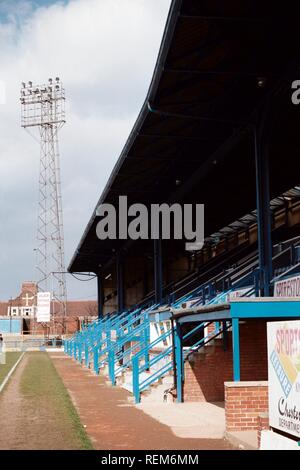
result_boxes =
[20,78,67,318]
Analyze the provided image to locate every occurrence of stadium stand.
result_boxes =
[65,0,300,440]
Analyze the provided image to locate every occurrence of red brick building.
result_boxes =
[0,281,97,335]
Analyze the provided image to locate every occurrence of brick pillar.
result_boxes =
[257,412,269,449]
[225,381,268,432]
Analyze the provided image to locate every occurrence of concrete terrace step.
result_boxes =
[120,369,174,402]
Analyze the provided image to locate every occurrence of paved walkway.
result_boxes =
[50,353,234,450]
[137,401,225,439]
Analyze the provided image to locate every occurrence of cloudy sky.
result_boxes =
[0,0,171,300]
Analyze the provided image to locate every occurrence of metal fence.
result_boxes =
[4,337,63,351]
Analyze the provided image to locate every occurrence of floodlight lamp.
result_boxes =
[257,77,266,88]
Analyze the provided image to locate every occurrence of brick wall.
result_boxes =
[225,381,268,432]
[183,319,268,402]
[257,412,269,448]
[27,317,79,335]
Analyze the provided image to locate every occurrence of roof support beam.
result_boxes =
[116,252,125,312]
[232,318,241,381]
[164,67,274,78]
[147,102,248,127]
[97,272,104,319]
[180,15,267,22]
[254,116,272,296]
[154,239,163,305]
[137,133,219,142]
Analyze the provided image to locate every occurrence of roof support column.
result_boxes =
[154,239,163,304]
[232,318,240,381]
[116,252,125,313]
[97,272,104,320]
[254,121,272,296]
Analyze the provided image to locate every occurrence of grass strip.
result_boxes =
[20,352,93,450]
[0,352,22,388]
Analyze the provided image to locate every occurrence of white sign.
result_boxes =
[36,292,51,322]
[226,287,255,301]
[274,275,300,298]
[267,320,300,439]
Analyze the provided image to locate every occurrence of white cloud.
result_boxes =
[0,0,171,299]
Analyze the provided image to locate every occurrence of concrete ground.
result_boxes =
[137,401,225,439]
[50,352,235,450]
[225,430,258,450]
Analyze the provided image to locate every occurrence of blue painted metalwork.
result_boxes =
[107,318,150,384]
[231,299,300,319]
[222,320,228,351]
[105,303,160,382]
[174,323,183,403]
[64,251,300,404]
[132,355,140,403]
[132,327,173,403]
[0,318,22,334]
[232,318,240,381]
[78,307,142,370]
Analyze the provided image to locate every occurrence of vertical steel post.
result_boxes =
[222,320,228,351]
[171,318,177,390]
[97,272,104,320]
[174,322,183,402]
[108,348,115,385]
[85,343,89,367]
[232,318,240,381]
[144,322,150,371]
[132,355,140,403]
[93,347,99,375]
[116,252,125,313]
[254,124,272,296]
[154,239,163,304]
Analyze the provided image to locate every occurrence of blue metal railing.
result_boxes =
[65,306,144,364]
[131,316,233,403]
[91,308,145,373]
[132,328,173,403]
[106,303,161,382]
[108,319,150,384]
[91,305,159,376]
[175,320,232,403]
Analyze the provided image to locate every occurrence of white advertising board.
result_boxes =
[267,320,300,439]
[274,275,300,298]
[36,292,51,323]
[226,287,255,301]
